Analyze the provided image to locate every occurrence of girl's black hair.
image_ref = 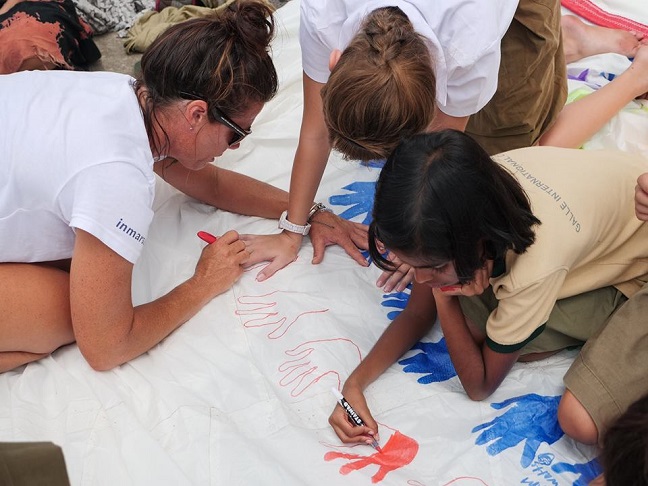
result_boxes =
[368,130,541,283]
[602,393,648,486]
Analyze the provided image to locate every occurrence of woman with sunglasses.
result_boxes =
[0,0,289,372]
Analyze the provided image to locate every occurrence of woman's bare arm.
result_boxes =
[69,229,248,370]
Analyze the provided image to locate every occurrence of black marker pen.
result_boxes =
[331,387,381,452]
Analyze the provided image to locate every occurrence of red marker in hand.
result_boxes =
[197,231,218,244]
[439,285,461,292]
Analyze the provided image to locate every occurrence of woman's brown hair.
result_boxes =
[135,0,278,156]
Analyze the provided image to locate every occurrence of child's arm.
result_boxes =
[285,73,332,233]
[244,73,369,281]
[433,289,521,401]
[329,281,438,444]
[427,110,469,132]
[539,45,648,149]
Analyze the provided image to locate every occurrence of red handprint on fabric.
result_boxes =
[278,338,363,397]
[325,430,419,483]
[235,291,329,339]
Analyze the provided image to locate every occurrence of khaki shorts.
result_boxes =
[465,0,567,155]
[0,442,70,486]
[459,285,627,355]
[564,283,648,436]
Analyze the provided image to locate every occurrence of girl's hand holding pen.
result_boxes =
[329,384,380,448]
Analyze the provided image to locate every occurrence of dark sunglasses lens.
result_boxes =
[229,131,245,146]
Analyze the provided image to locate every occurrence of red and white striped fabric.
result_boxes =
[561,0,648,37]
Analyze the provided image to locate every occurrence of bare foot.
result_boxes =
[562,15,647,63]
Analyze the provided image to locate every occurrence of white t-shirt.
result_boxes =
[0,70,155,264]
[300,0,519,117]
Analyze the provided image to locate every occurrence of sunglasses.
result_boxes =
[210,106,251,147]
[178,91,251,147]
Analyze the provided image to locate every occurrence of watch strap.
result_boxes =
[279,210,311,235]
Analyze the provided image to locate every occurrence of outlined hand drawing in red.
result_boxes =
[408,478,490,486]
[234,291,329,339]
[324,427,419,483]
[278,338,363,397]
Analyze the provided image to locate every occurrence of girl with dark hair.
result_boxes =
[329,130,648,449]
[242,0,648,297]
[0,0,289,372]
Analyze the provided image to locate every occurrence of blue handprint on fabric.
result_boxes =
[398,339,457,384]
[381,289,457,383]
[329,181,376,225]
[552,458,602,486]
[381,289,410,320]
[472,394,564,468]
[364,159,386,169]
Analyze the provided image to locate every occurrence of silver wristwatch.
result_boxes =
[278,210,311,235]
[308,202,333,221]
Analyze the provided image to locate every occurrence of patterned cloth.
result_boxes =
[155,0,198,11]
[0,0,101,73]
[71,0,155,35]
[561,0,648,37]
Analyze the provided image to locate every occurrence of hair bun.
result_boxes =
[220,0,276,57]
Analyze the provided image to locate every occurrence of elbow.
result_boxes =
[77,340,127,372]
[82,351,123,372]
[465,390,492,402]
[463,382,497,402]
[86,357,120,372]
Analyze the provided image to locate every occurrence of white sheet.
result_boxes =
[2,2,647,485]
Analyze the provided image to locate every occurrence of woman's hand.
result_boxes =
[194,230,249,296]
[69,229,249,371]
[635,172,648,221]
[329,383,379,446]
[308,211,369,267]
[376,252,414,293]
[239,231,302,281]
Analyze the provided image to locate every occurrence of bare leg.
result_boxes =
[540,44,648,148]
[0,263,75,373]
[557,389,599,445]
[562,15,648,64]
[0,351,50,373]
